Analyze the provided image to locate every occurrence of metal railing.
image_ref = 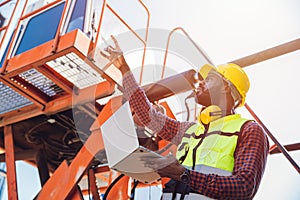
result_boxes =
[162,27,213,79]
[1,0,70,73]
[93,0,150,85]
[0,0,20,67]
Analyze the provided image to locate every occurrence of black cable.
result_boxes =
[102,174,125,200]
[179,184,188,200]
[87,167,91,200]
[172,181,180,200]
[130,180,139,200]
[185,92,194,121]
[185,99,190,122]
[25,120,49,144]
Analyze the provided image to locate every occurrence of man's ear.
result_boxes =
[224,84,231,93]
[224,84,237,108]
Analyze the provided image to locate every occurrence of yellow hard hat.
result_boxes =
[199,63,250,107]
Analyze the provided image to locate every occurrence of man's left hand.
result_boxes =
[140,153,186,181]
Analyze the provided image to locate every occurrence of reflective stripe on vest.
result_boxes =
[176,114,249,172]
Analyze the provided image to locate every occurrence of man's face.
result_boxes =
[194,71,228,107]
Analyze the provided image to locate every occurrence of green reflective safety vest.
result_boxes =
[176,114,250,172]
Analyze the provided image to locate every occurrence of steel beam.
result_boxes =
[269,143,300,154]
[35,149,50,186]
[0,149,36,162]
[4,125,18,200]
[88,169,101,200]
[231,38,300,67]
[245,104,300,174]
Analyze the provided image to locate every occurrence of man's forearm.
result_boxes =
[119,64,130,75]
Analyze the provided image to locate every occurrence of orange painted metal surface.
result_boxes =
[44,81,114,114]
[0,76,43,127]
[0,75,43,107]
[107,3,148,85]
[37,160,69,200]
[106,175,130,200]
[68,187,85,200]
[90,96,123,132]
[1,0,69,73]
[0,0,11,7]
[77,165,111,195]
[3,29,99,111]
[0,25,7,32]
[0,80,114,127]
[37,98,120,199]
[0,105,43,127]
[4,125,18,200]
[137,0,150,84]
[88,169,101,200]
[160,101,176,119]
[51,0,70,53]
[38,65,74,95]
[19,0,63,21]
[37,130,104,200]
[38,97,127,199]
[5,29,90,74]
[92,0,107,51]
[1,0,29,73]
[1,29,115,126]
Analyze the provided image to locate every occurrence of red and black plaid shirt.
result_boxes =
[123,72,269,199]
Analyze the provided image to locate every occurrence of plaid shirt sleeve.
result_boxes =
[188,121,269,199]
[122,72,192,145]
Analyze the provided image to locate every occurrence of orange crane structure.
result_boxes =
[0,0,299,199]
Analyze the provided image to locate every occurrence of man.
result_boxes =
[101,36,269,200]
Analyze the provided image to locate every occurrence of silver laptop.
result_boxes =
[100,101,162,184]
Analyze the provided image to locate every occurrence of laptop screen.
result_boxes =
[101,101,140,167]
[101,101,163,183]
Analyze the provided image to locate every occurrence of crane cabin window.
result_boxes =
[13,2,65,56]
[12,0,91,57]
[65,0,87,34]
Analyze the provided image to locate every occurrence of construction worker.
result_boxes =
[101,36,269,200]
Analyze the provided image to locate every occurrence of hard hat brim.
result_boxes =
[199,64,217,80]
